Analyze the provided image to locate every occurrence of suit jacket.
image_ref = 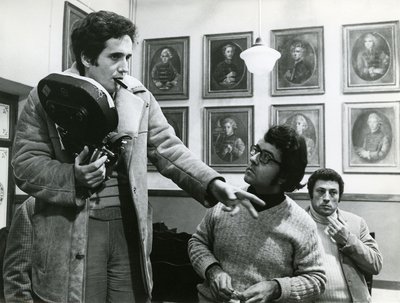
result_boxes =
[307,207,382,302]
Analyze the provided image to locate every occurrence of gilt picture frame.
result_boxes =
[271,26,325,96]
[143,36,189,100]
[343,101,400,173]
[343,21,400,93]
[62,1,88,71]
[271,104,325,172]
[203,32,253,99]
[204,106,253,172]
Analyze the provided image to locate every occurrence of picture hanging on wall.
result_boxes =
[343,101,400,173]
[270,104,325,172]
[271,26,325,96]
[343,21,400,93]
[204,106,253,172]
[143,36,189,100]
[62,1,88,71]
[148,107,189,171]
[203,32,253,99]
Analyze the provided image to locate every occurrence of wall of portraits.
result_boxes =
[134,0,400,284]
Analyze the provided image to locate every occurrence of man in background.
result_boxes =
[307,168,382,302]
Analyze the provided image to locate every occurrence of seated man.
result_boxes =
[188,125,326,302]
[306,168,383,302]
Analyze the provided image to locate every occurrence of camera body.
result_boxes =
[38,73,131,168]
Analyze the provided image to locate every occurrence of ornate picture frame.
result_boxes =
[62,1,88,71]
[271,26,325,96]
[271,104,325,172]
[204,106,253,172]
[148,107,189,171]
[343,101,400,173]
[343,21,400,93]
[143,36,189,100]
[203,32,253,99]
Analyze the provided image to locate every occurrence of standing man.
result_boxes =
[307,168,382,302]
[189,125,326,303]
[7,10,264,303]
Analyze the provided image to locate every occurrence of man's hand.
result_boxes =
[74,146,107,188]
[208,179,265,219]
[239,280,281,302]
[206,265,235,302]
[327,216,350,246]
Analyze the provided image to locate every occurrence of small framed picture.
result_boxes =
[0,147,9,228]
[0,102,11,141]
[148,107,189,171]
[143,36,189,100]
[271,26,325,96]
[203,32,253,99]
[62,1,88,71]
[271,104,325,172]
[204,106,253,172]
[343,21,400,93]
[343,101,400,173]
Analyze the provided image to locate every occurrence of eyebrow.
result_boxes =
[255,144,277,159]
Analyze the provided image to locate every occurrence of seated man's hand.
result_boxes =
[74,146,107,188]
[206,265,235,302]
[208,179,265,219]
[327,216,350,246]
[240,280,281,302]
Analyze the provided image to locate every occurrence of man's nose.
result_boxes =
[249,153,259,165]
[322,192,330,201]
[118,59,129,74]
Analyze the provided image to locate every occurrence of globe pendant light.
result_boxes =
[240,0,281,75]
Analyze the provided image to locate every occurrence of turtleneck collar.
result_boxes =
[309,204,337,225]
[247,186,285,212]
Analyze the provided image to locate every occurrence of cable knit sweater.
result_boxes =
[188,196,326,302]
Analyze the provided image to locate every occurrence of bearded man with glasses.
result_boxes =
[188,125,326,303]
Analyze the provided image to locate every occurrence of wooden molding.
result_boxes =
[147,190,400,203]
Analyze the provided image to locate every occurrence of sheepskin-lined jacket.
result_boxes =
[9,65,220,303]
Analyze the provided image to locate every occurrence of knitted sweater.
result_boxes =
[188,197,326,302]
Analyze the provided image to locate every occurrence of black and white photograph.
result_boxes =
[1,0,399,302]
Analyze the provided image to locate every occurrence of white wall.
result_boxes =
[133,0,400,196]
[0,0,130,87]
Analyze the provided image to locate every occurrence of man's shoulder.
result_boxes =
[338,209,364,224]
[285,197,316,227]
[124,75,147,93]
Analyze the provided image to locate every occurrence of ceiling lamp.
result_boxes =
[240,0,281,75]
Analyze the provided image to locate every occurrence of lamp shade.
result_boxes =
[240,38,281,75]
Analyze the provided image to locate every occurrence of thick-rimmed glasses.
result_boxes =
[250,144,281,166]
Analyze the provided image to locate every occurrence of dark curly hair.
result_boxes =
[265,125,308,192]
[307,168,344,201]
[71,11,136,75]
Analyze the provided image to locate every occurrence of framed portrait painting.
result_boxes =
[62,2,88,71]
[343,101,400,173]
[271,104,325,172]
[143,36,189,100]
[148,107,189,171]
[343,21,400,93]
[203,32,253,99]
[271,26,325,96]
[204,106,253,172]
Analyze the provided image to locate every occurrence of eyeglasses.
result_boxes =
[250,144,281,166]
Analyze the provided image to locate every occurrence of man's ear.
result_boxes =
[277,175,286,186]
[81,53,91,68]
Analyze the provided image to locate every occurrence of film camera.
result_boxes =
[38,73,131,169]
